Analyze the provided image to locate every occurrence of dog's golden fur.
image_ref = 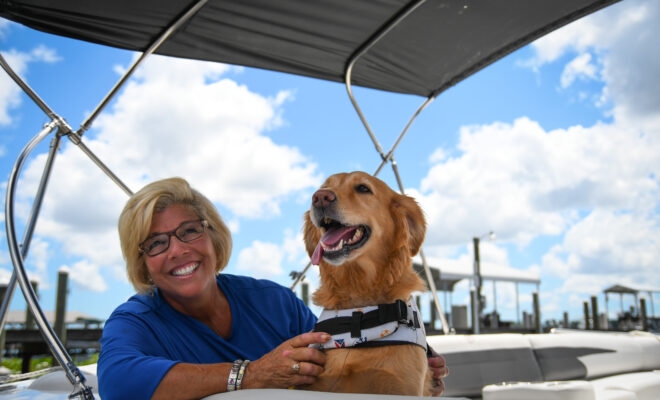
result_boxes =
[303,171,432,396]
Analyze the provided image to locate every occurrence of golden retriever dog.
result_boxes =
[303,171,432,396]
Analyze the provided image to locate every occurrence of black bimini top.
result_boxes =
[1,0,619,98]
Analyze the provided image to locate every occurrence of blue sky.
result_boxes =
[1,0,659,328]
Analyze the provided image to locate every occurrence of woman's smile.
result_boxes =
[171,262,200,277]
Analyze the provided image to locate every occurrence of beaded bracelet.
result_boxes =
[235,359,250,390]
[227,359,242,391]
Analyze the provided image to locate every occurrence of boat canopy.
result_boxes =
[1,0,619,98]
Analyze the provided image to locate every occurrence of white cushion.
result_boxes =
[592,370,660,400]
[483,380,596,400]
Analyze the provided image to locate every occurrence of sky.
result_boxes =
[0,0,659,329]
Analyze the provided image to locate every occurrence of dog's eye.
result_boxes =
[355,184,372,194]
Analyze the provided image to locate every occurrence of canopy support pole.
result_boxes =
[341,0,450,335]
[516,283,520,323]
[0,132,61,335]
[5,124,94,399]
[289,261,312,290]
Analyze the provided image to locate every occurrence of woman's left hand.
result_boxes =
[427,348,449,396]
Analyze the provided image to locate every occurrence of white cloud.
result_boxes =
[237,240,284,276]
[560,53,597,88]
[22,237,50,287]
[0,268,11,285]
[414,117,660,247]
[236,229,307,277]
[0,49,26,126]
[16,55,321,291]
[64,260,107,292]
[529,0,660,129]
[541,210,660,285]
[90,55,322,218]
[0,46,60,125]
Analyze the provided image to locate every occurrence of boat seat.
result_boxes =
[427,331,660,399]
[527,331,660,380]
[426,333,543,398]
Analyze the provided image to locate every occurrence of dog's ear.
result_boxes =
[302,210,321,257]
[392,194,426,256]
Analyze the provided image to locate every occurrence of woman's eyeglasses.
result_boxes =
[139,219,209,257]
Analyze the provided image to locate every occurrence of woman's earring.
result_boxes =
[147,275,155,296]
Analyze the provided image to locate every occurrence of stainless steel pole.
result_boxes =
[0,125,60,334]
[5,125,94,399]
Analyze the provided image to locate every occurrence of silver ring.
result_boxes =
[292,362,300,374]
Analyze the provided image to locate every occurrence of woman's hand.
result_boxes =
[243,332,330,389]
[428,348,449,396]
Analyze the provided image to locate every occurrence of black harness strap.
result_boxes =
[314,299,414,338]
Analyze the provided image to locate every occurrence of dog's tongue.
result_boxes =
[311,225,357,265]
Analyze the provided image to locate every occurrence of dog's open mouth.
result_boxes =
[311,218,370,265]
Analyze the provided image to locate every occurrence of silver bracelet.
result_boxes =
[235,359,250,390]
[227,359,242,391]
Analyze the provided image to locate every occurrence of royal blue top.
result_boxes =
[97,273,316,400]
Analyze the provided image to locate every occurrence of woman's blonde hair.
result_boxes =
[118,177,232,294]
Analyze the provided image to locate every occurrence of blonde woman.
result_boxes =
[98,177,329,399]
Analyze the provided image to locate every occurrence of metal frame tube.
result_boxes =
[5,124,94,398]
[344,0,428,162]
[68,137,133,196]
[0,131,62,335]
[343,0,450,334]
[373,96,435,176]
[290,261,312,290]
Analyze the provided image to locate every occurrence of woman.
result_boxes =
[98,177,447,399]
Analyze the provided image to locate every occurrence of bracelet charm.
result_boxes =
[235,359,250,390]
[227,359,242,391]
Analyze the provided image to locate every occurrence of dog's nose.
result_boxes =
[312,189,336,208]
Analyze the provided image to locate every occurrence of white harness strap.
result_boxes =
[312,298,427,351]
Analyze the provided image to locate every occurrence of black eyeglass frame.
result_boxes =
[138,219,209,257]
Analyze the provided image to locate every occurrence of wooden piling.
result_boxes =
[301,282,309,306]
[583,301,590,330]
[24,280,39,330]
[430,299,436,329]
[54,270,68,343]
[591,295,600,330]
[533,292,541,333]
[640,298,648,331]
[470,289,477,333]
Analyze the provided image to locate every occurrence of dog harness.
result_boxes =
[312,298,427,352]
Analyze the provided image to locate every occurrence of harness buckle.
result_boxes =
[395,299,409,325]
[350,311,363,338]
